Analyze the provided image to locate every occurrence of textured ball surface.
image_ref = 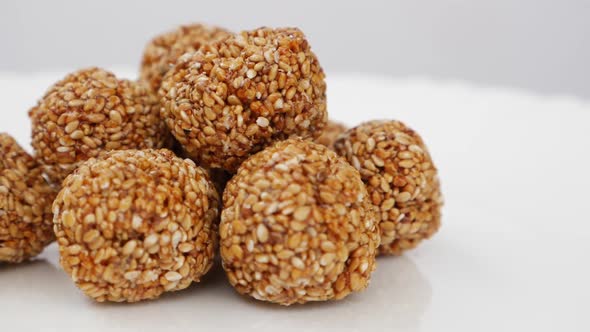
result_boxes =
[315,120,347,148]
[0,133,55,263]
[53,149,220,302]
[334,120,442,255]
[140,24,232,92]
[29,67,170,185]
[160,27,328,172]
[220,139,379,305]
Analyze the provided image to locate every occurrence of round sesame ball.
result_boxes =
[29,67,170,186]
[160,27,328,172]
[333,120,443,255]
[0,133,55,263]
[52,149,220,302]
[140,23,232,92]
[220,138,379,305]
[315,120,347,148]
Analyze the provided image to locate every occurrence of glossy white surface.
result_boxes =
[1,73,589,331]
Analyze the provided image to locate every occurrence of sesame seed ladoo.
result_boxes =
[159,27,328,172]
[0,133,56,263]
[53,149,220,302]
[220,139,379,305]
[140,23,232,92]
[29,67,170,186]
[334,120,443,255]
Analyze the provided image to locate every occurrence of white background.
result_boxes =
[1,0,589,98]
[1,1,589,329]
[1,72,589,331]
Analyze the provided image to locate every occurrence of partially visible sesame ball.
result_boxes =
[315,120,347,148]
[53,149,219,302]
[140,24,232,92]
[29,67,170,185]
[220,139,379,305]
[167,143,231,198]
[160,27,328,172]
[0,133,55,263]
[334,120,442,255]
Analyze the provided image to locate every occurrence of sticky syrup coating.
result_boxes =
[53,149,219,302]
[220,139,379,305]
[160,27,328,172]
[29,67,170,185]
[140,23,232,92]
[0,133,56,263]
[334,120,442,255]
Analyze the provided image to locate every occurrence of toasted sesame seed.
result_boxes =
[293,206,311,221]
[121,240,137,256]
[124,271,141,281]
[178,243,194,253]
[143,234,159,248]
[320,253,336,266]
[165,271,183,282]
[291,257,305,270]
[83,230,100,243]
[256,224,269,243]
[256,117,269,128]
[397,192,412,203]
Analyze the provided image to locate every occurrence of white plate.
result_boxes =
[1,72,589,332]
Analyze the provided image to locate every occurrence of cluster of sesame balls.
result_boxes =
[0,23,442,305]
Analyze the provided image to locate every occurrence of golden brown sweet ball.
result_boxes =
[0,133,56,263]
[315,120,347,148]
[52,149,220,302]
[220,139,379,305]
[160,27,328,172]
[29,67,170,186]
[140,24,232,92]
[334,120,442,255]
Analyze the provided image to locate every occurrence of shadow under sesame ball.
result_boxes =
[0,133,56,263]
[220,138,379,305]
[159,27,328,172]
[29,67,171,186]
[334,120,443,256]
[52,149,220,302]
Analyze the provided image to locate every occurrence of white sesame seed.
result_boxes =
[256,117,269,128]
[164,271,183,282]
